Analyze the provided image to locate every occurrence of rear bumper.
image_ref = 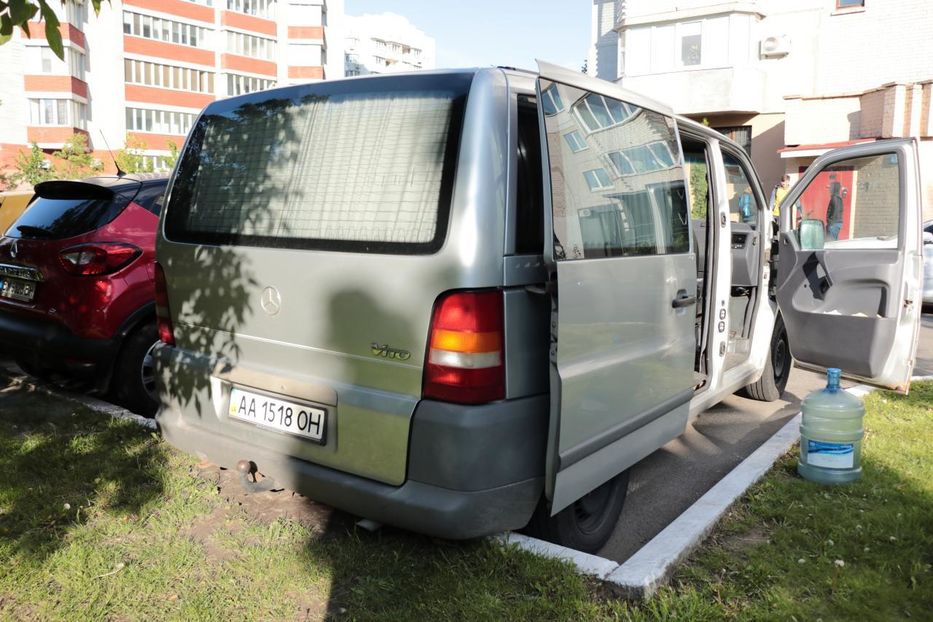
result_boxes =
[156,364,548,539]
[0,309,115,374]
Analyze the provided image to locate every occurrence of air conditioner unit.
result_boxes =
[760,35,791,58]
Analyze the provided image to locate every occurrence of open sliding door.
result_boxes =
[535,61,697,513]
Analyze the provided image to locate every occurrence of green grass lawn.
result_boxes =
[0,379,930,621]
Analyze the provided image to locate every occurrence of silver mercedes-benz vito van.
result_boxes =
[155,62,925,552]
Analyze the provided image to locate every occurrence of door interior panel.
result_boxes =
[778,235,902,377]
[730,222,758,287]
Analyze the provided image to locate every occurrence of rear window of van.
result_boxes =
[164,73,472,254]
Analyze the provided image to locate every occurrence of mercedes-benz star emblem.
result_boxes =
[260,286,281,316]
[9,240,18,259]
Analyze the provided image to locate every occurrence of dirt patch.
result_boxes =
[716,525,772,556]
[194,463,354,538]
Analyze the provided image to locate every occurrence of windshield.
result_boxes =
[164,72,472,254]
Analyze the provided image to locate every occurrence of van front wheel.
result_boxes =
[740,315,790,402]
[523,470,629,554]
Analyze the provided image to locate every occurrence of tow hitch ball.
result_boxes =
[236,459,278,493]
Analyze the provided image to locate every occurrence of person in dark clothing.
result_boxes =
[826,180,845,240]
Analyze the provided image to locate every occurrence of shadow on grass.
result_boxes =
[0,380,166,562]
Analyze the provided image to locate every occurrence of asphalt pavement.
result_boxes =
[598,313,933,563]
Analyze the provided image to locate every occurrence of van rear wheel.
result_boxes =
[741,315,790,402]
[523,470,629,554]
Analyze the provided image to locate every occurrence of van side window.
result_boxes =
[515,95,543,254]
[722,152,760,228]
[538,80,689,260]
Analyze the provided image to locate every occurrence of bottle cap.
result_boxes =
[827,367,841,390]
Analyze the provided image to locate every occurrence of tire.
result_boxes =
[113,321,160,417]
[523,470,629,554]
[741,314,790,402]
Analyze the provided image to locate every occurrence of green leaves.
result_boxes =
[37,0,62,58]
[0,1,110,59]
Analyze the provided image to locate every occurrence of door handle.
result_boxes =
[672,290,697,308]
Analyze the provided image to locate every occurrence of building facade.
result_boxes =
[0,0,343,176]
[344,13,434,77]
[591,0,933,211]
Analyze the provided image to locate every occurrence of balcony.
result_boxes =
[619,65,766,115]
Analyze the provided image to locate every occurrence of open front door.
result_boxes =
[776,139,924,391]
[535,62,697,514]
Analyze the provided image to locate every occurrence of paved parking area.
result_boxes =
[599,313,933,563]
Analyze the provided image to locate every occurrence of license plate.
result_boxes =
[228,387,327,444]
[0,277,36,302]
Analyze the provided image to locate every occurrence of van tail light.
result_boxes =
[59,243,141,276]
[423,289,505,404]
[154,262,175,346]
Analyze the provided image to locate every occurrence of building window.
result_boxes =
[124,58,214,93]
[69,51,86,80]
[125,107,197,135]
[29,47,85,81]
[713,125,752,155]
[123,11,211,48]
[226,31,276,60]
[583,168,613,192]
[573,93,637,133]
[680,22,702,66]
[563,130,587,153]
[836,0,865,8]
[225,73,276,96]
[40,46,54,72]
[28,98,87,129]
[65,2,86,25]
[226,0,274,19]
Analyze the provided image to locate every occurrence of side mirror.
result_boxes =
[923,231,933,245]
[799,219,825,250]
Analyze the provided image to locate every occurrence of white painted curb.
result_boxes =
[603,411,804,597]
[500,378,931,599]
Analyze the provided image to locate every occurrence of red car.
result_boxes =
[0,174,168,415]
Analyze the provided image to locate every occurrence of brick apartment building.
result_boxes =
[0,0,344,176]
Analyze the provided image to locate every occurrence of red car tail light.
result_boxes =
[59,243,141,276]
[154,262,175,346]
[423,289,505,404]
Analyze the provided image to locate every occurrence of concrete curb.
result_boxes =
[0,367,156,430]
[499,378,926,599]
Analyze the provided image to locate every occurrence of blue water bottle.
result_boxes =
[797,368,865,484]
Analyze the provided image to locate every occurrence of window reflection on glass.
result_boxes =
[722,152,759,227]
[583,168,613,191]
[541,80,689,260]
[793,153,900,250]
[564,131,587,153]
[572,93,636,133]
[541,84,564,116]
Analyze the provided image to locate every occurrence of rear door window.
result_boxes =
[7,184,138,240]
[133,182,168,215]
[165,73,472,254]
